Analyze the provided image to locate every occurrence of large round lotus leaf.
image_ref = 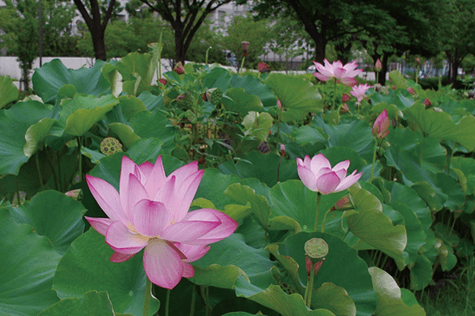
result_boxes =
[202,67,232,92]
[60,94,118,136]
[32,59,110,104]
[6,190,85,255]
[269,180,346,235]
[53,229,159,315]
[37,291,133,316]
[368,267,425,316]
[128,111,177,153]
[292,125,328,146]
[0,208,61,316]
[24,118,56,158]
[408,254,432,290]
[118,95,147,121]
[224,88,265,116]
[0,100,52,175]
[312,116,375,163]
[264,73,323,114]
[137,91,164,111]
[0,75,19,109]
[230,74,277,108]
[405,102,475,151]
[267,232,377,316]
[451,157,475,196]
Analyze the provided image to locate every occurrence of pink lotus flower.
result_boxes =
[313,59,363,86]
[85,156,238,289]
[258,62,270,73]
[296,154,362,195]
[350,84,371,102]
[375,59,382,72]
[372,109,390,139]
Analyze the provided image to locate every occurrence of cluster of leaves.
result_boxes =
[1,49,474,315]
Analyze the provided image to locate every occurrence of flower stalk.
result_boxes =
[314,193,321,232]
[143,277,152,316]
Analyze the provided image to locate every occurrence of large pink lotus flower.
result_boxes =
[350,83,371,102]
[85,156,238,290]
[313,59,363,86]
[297,154,362,194]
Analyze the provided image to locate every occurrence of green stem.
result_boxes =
[240,56,246,75]
[189,285,196,316]
[158,32,163,80]
[205,47,211,65]
[447,142,457,175]
[370,137,379,182]
[305,261,316,307]
[35,151,44,189]
[77,137,82,182]
[416,65,420,85]
[376,72,379,85]
[321,209,333,233]
[314,193,322,232]
[143,277,152,316]
[165,289,170,316]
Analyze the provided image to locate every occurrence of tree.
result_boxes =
[137,0,246,63]
[0,0,77,90]
[73,0,118,60]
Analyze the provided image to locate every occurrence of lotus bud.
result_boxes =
[375,59,382,72]
[158,78,167,86]
[305,238,328,265]
[241,41,250,57]
[330,195,353,211]
[280,144,286,156]
[340,104,349,114]
[407,87,415,95]
[277,99,282,109]
[258,141,270,154]
[100,137,123,156]
[416,57,420,66]
[342,93,351,103]
[65,189,83,201]
[373,83,382,92]
[392,85,397,91]
[423,98,432,107]
[372,109,390,139]
[174,62,185,75]
[258,62,270,73]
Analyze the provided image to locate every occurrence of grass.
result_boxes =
[417,256,475,315]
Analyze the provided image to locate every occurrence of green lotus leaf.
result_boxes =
[225,87,265,116]
[269,232,377,316]
[388,71,408,90]
[138,91,164,111]
[116,52,156,94]
[202,67,232,92]
[311,282,356,316]
[108,123,141,148]
[370,102,402,120]
[230,74,277,108]
[405,102,475,151]
[434,172,465,209]
[195,169,242,210]
[126,138,162,165]
[434,237,457,271]
[0,208,61,316]
[32,59,110,104]
[242,111,273,142]
[269,180,346,235]
[24,118,56,158]
[37,291,133,316]
[225,183,271,228]
[102,63,123,97]
[0,75,19,109]
[118,95,147,121]
[451,157,475,196]
[57,84,77,100]
[292,125,328,146]
[409,254,432,290]
[81,147,106,164]
[264,73,323,115]
[191,264,250,289]
[6,190,85,255]
[128,111,177,153]
[368,267,425,315]
[0,100,52,175]
[411,181,441,211]
[347,186,407,269]
[53,229,159,315]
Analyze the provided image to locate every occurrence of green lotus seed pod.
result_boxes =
[305,238,328,263]
[206,88,223,106]
[176,91,195,109]
[100,137,123,156]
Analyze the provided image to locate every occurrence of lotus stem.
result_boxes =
[77,137,82,182]
[304,261,316,307]
[314,193,322,232]
[321,208,333,233]
[370,138,379,182]
[240,57,246,75]
[447,142,457,175]
[143,277,152,316]
[35,151,44,190]
[189,285,196,316]
[165,288,170,316]
[205,47,211,65]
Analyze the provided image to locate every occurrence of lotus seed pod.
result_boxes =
[176,91,195,109]
[380,86,390,95]
[205,88,223,106]
[258,141,270,154]
[100,137,123,156]
[305,238,329,263]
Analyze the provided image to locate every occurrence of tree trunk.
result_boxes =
[314,34,326,64]
[380,56,389,85]
[91,29,106,61]
[175,34,186,64]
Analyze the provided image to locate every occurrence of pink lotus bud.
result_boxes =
[241,41,250,51]
[340,104,349,114]
[258,62,270,73]
[407,87,415,95]
[277,99,282,109]
[158,79,167,86]
[372,109,390,139]
[375,59,382,72]
[392,85,396,91]
[330,195,352,211]
[174,62,185,75]
[423,98,432,107]
[415,57,420,66]
[342,93,351,103]
[280,144,286,156]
